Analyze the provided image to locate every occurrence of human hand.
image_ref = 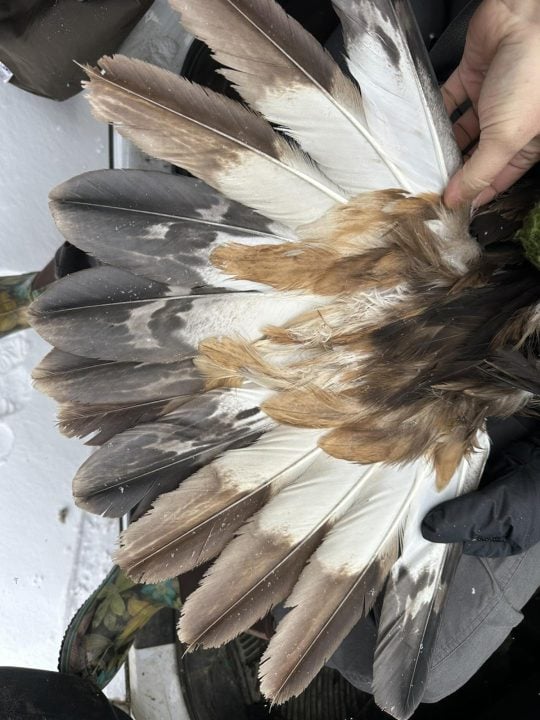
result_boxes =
[422,436,540,557]
[443,0,540,209]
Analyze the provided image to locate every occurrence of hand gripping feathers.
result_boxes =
[29,1,540,717]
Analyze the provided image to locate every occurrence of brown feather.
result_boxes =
[82,56,345,228]
[320,426,426,464]
[179,527,325,649]
[259,555,392,703]
[432,441,467,490]
[117,466,271,583]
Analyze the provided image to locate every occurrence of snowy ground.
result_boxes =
[0,79,119,671]
[0,0,191,702]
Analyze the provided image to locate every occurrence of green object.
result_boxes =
[0,272,40,338]
[516,202,540,270]
[59,565,181,689]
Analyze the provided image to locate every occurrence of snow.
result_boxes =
[0,2,193,711]
[0,81,118,671]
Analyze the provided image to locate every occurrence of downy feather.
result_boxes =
[83,56,347,228]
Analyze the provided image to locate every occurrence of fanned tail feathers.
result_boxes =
[25,1,540,719]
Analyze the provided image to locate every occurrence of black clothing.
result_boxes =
[0,0,154,100]
[0,667,130,720]
[423,420,540,557]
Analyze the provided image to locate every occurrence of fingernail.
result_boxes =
[473,187,497,209]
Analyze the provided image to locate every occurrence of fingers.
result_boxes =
[440,0,540,208]
[473,143,540,205]
[422,470,540,558]
[441,68,468,115]
[444,141,508,207]
[445,136,540,208]
[421,492,485,544]
[421,493,515,558]
[452,106,480,151]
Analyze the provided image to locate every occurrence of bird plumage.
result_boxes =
[28,1,539,718]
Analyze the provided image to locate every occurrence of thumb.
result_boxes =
[421,492,517,557]
[443,137,518,208]
[421,492,484,544]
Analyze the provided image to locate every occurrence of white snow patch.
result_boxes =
[0,80,116,673]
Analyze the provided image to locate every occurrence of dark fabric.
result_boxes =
[423,427,540,557]
[409,0,449,48]
[0,667,130,719]
[429,0,482,80]
[0,1,42,22]
[0,0,154,100]
[326,548,540,710]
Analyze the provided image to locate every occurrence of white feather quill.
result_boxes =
[332,0,461,193]
[373,431,490,720]
[172,0,406,194]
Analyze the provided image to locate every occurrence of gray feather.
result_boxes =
[49,169,295,288]
[73,389,272,517]
[33,348,202,405]
[33,348,203,443]
[29,266,311,363]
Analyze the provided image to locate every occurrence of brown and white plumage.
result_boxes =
[28,1,540,718]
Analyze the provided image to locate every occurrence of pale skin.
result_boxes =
[443,0,540,209]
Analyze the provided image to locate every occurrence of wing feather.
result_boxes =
[179,454,378,649]
[259,458,425,703]
[373,432,490,720]
[332,0,461,193]
[49,169,295,291]
[29,266,318,362]
[73,387,272,517]
[173,0,404,193]
[117,426,324,582]
[84,56,347,228]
